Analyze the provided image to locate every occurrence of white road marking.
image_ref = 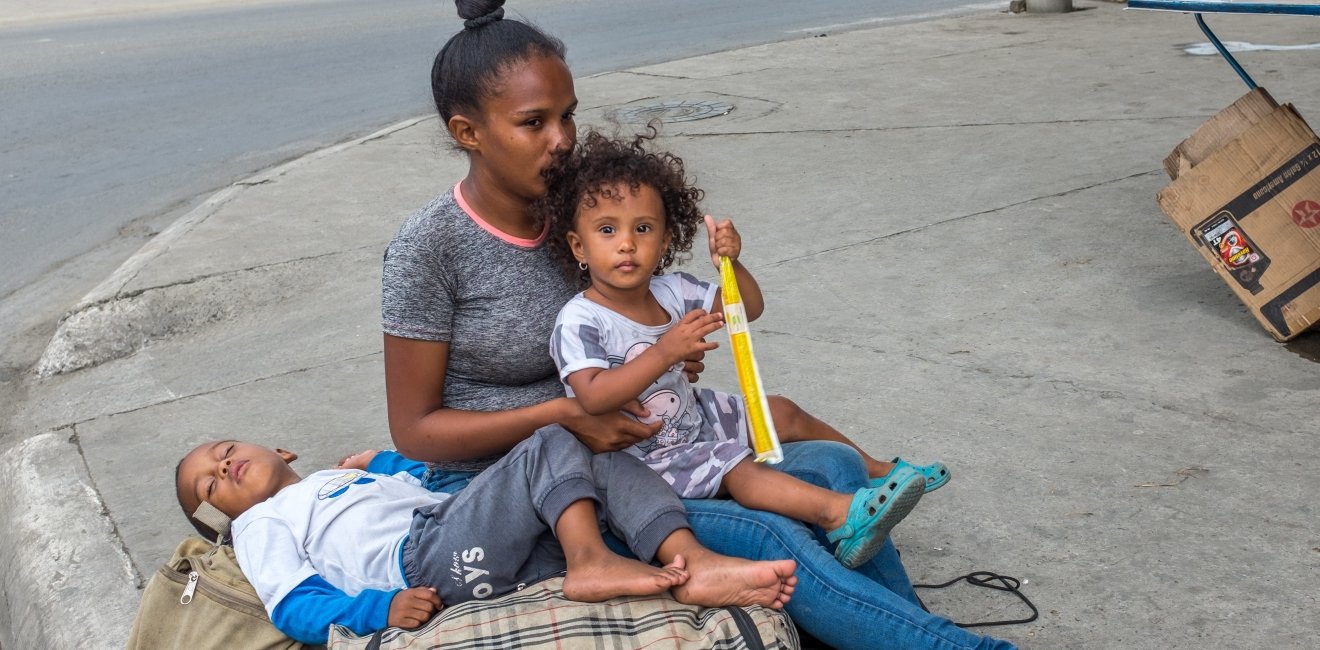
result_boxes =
[1185,40,1320,55]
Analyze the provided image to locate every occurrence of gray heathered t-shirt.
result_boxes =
[381,186,576,472]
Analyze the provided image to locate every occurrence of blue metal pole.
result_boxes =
[1129,1,1320,16]
[1194,12,1258,89]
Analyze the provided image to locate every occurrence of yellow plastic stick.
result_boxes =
[720,256,783,464]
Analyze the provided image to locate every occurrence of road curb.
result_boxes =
[0,431,142,650]
[34,115,434,378]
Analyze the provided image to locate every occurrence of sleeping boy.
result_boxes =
[175,425,797,644]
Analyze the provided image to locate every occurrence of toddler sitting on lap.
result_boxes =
[538,131,950,569]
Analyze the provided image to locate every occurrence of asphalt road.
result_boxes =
[0,0,990,301]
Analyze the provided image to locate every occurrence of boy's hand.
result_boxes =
[656,309,723,365]
[705,214,742,268]
[388,587,442,629]
[335,449,378,471]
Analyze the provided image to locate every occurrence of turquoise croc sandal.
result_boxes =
[827,467,925,569]
[874,457,951,493]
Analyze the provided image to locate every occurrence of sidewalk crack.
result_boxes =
[616,70,694,81]
[679,115,1208,138]
[759,168,1160,269]
[105,185,247,304]
[922,38,1051,61]
[623,67,790,81]
[755,328,885,354]
[109,244,378,303]
[66,351,383,427]
[579,96,658,114]
[754,329,1232,424]
[68,423,146,588]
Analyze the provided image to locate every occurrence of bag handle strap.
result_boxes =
[365,630,385,650]
[192,501,233,544]
[913,571,1039,628]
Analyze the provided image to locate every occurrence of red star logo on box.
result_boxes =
[1292,200,1320,229]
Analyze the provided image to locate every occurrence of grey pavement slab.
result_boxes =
[116,118,452,294]
[704,167,1319,647]
[5,3,1320,648]
[74,353,391,579]
[19,245,386,433]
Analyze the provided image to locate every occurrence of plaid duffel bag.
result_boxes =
[327,575,799,649]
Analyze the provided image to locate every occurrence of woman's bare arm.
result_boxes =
[383,334,659,459]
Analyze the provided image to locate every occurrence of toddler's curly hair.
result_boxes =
[536,128,704,288]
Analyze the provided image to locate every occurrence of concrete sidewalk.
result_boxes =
[4,3,1320,648]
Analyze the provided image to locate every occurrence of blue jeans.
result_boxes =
[424,441,1015,650]
[684,441,1016,650]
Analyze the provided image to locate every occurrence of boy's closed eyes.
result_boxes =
[176,440,301,530]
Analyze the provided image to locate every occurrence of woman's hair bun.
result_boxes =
[431,0,564,123]
[456,0,506,26]
[463,7,503,30]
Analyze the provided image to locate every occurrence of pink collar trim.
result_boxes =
[454,182,549,248]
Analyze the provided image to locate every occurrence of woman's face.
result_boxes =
[468,55,578,204]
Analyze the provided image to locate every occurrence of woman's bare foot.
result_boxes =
[562,550,689,603]
[671,551,797,609]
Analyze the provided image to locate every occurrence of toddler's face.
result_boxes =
[177,440,300,522]
[569,183,670,292]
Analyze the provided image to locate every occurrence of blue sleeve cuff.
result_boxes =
[367,450,428,481]
[272,574,397,644]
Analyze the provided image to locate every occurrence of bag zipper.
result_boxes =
[180,572,199,604]
[159,562,270,619]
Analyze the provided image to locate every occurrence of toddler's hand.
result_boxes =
[705,215,742,268]
[335,449,378,471]
[388,586,442,629]
[656,309,723,365]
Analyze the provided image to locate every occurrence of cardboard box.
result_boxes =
[1163,88,1278,181]
[1157,90,1320,341]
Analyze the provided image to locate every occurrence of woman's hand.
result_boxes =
[388,587,442,629]
[705,214,742,268]
[681,351,705,383]
[560,398,662,453]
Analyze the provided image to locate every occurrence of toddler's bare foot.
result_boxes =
[672,552,797,609]
[562,551,688,603]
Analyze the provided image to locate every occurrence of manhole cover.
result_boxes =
[612,99,735,124]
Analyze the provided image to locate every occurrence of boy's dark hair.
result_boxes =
[432,1,567,125]
[538,128,705,288]
[175,457,221,541]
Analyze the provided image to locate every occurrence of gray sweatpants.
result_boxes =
[400,425,690,606]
